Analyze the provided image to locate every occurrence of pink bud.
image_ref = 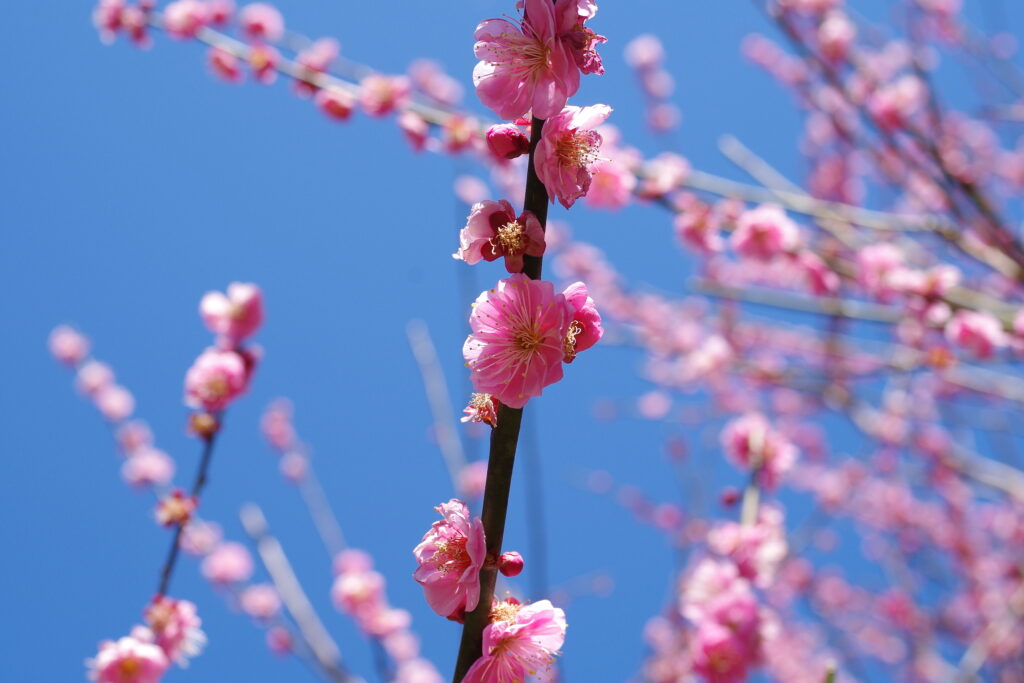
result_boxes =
[498,551,524,577]
[486,124,530,160]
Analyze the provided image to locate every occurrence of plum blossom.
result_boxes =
[707,506,788,587]
[463,274,568,408]
[201,542,254,584]
[96,385,135,422]
[945,310,1008,359]
[240,584,282,620]
[208,47,243,83]
[184,348,249,412]
[238,3,284,42]
[121,448,175,488]
[453,199,546,273]
[294,38,340,96]
[473,0,603,120]
[720,413,797,489]
[199,282,264,346]
[413,499,486,621]
[486,124,530,160]
[535,104,612,208]
[316,87,355,121]
[86,633,169,683]
[561,281,602,362]
[77,361,115,396]
[462,599,567,683]
[144,596,206,666]
[49,325,89,365]
[332,565,386,619]
[730,204,801,261]
[163,0,209,40]
[359,75,411,117]
[462,393,500,428]
[155,490,196,527]
[179,520,222,556]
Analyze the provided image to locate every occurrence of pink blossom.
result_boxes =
[442,115,478,153]
[144,596,206,665]
[163,0,209,40]
[707,506,788,587]
[50,325,90,365]
[208,47,243,83]
[638,152,690,198]
[332,568,386,617]
[334,548,374,575]
[473,0,600,120]
[93,0,125,44]
[625,34,665,70]
[207,0,234,26]
[184,348,249,412]
[116,421,153,455]
[462,394,500,429]
[279,451,308,483]
[455,176,490,205]
[691,621,754,683]
[413,499,486,620]
[316,87,355,121]
[294,38,339,96]
[200,282,264,345]
[585,159,637,210]
[534,104,612,208]
[179,520,222,556]
[96,385,135,422]
[453,200,546,273]
[238,3,284,42]
[201,542,254,584]
[87,634,169,683]
[458,460,489,499]
[561,281,602,362]
[730,204,800,261]
[359,75,410,117]
[240,584,282,620]
[361,606,413,638]
[498,551,524,577]
[260,398,295,451]
[720,413,797,488]
[76,360,115,396]
[155,490,196,527]
[463,274,568,409]
[395,658,444,683]
[857,243,905,298]
[945,310,1007,359]
[796,250,839,295]
[121,448,175,488]
[398,111,430,152]
[248,45,279,85]
[462,599,567,683]
[674,198,724,254]
[486,124,530,161]
[819,11,856,60]
[868,75,925,131]
[409,59,464,106]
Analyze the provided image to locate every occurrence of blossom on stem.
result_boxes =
[238,3,284,42]
[561,281,602,362]
[730,204,801,261]
[200,282,264,347]
[720,413,797,489]
[413,499,486,621]
[534,104,612,209]
[49,325,90,365]
[463,274,568,409]
[453,199,546,274]
[462,393,500,428]
[473,0,601,120]
[359,75,410,117]
[86,633,169,683]
[208,47,243,83]
[121,448,175,488]
[201,542,254,585]
[144,596,206,666]
[240,584,282,620]
[163,0,209,40]
[945,310,1007,359]
[462,599,567,683]
[486,124,531,160]
[315,87,355,121]
[184,348,249,412]
[294,38,339,96]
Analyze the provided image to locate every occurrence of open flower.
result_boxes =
[199,282,264,347]
[144,596,206,666]
[86,633,169,683]
[473,0,599,120]
[534,105,612,208]
[413,499,486,621]
[462,599,567,683]
[464,274,568,409]
[453,200,546,273]
[561,281,602,362]
[184,348,249,412]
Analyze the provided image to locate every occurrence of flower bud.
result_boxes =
[486,124,530,160]
[498,551,524,577]
[189,412,220,439]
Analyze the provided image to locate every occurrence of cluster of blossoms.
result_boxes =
[331,549,443,682]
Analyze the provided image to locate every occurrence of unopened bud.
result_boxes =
[486,124,530,160]
[498,551,524,577]
[189,412,220,439]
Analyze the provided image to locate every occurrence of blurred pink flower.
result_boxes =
[207,0,234,26]
[50,325,90,365]
[200,282,264,346]
[238,3,284,42]
[121,448,175,489]
[462,599,567,683]
[208,47,243,83]
[720,413,797,489]
[458,460,489,499]
[332,567,386,618]
[463,274,568,408]
[163,0,209,39]
[240,584,282,620]
[413,499,486,621]
[87,633,169,683]
[76,360,114,396]
[201,542,254,584]
[294,38,339,96]
[144,596,206,665]
[359,75,410,117]
[96,385,135,422]
[453,199,545,273]
[535,104,612,208]
[184,348,249,412]
[180,520,222,556]
[945,310,1007,359]
[731,204,800,261]
[316,87,355,121]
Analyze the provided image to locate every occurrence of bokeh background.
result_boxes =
[3,1,1023,681]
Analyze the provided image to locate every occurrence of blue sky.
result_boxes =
[3,1,1023,681]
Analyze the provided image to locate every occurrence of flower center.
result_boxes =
[119,657,141,679]
[432,538,469,575]
[515,328,542,352]
[563,320,584,361]
[495,221,526,255]
[556,130,602,168]
[490,599,523,624]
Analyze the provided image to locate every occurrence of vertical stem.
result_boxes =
[451,115,548,682]
[156,428,219,596]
